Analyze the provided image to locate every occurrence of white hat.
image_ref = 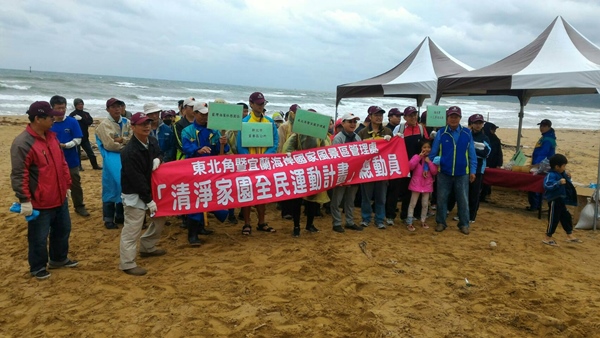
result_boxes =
[183,97,195,107]
[341,113,360,122]
[193,101,209,114]
[143,102,161,115]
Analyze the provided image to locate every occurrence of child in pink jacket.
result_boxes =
[406,139,438,231]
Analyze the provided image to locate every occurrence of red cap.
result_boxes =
[130,112,152,125]
[27,101,62,117]
[249,92,266,104]
[446,106,462,117]
[106,98,124,108]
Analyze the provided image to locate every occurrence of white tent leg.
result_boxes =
[594,137,599,230]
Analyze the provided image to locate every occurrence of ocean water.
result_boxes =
[1,68,599,130]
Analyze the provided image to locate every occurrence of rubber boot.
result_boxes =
[90,156,102,170]
[188,220,202,246]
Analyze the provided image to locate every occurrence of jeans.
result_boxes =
[103,202,124,222]
[27,199,72,274]
[436,172,470,229]
[360,181,388,225]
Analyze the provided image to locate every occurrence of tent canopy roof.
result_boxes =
[336,37,472,106]
[436,16,600,105]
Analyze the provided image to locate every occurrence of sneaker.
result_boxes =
[293,227,300,237]
[48,259,79,269]
[140,249,166,257]
[283,214,293,220]
[426,211,436,218]
[376,223,386,229]
[385,218,395,226]
[345,224,364,231]
[452,216,460,221]
[435,223,446,232]
[75,206,90,217]
[459,226,470,235]
[332,226,345,233]
[360,221,369,227]
[33,270,51,280]
[104,221,118,229]
[470,220,475,224]
[123,266,147,276]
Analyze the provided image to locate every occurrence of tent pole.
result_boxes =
[594,136,600,230]
[335,103,339,122]
[516,104,524,150]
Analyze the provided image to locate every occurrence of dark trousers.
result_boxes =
[28,200,71,274]
[103,202,124,223]
[285,199,319,228]
[78,137,95,163]
[528,192,542,209]
[469,173,484,221]
[546,199,573,237]
[69,167,84,208]
[385,178,402,219]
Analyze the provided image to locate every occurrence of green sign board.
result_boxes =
[207,102,243,131]
[241,122,274,148]
[511,150,527,166]
[426,105,447,128]
[292,109,330,139]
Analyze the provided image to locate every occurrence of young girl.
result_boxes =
[406,139,438,231]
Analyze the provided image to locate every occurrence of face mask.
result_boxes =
[163,119,172,126]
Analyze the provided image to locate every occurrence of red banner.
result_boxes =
[151,137,409,216]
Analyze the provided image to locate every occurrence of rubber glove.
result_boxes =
[147,200,157,216]
[383,135,391,141]
[20,202,33,216]
[67,189,72,199]
[152,158,161,171]
[74,115,82,121]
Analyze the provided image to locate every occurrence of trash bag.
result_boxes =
[575,197,599,230]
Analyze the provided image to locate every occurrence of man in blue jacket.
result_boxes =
[429,106,477,235]
[527,119,556,211]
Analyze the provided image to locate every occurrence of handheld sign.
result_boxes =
[511,150,527,166]
[426,105,447,128]
[208,102,243,131]
[292,109,330,139]
[241,122,273,148]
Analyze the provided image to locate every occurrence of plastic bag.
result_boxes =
[574,197,600,230]
[534,158,550,175]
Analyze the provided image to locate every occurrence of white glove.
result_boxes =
[74,115,82,121]
[152,158,161,171]
[395,133,404,138]
[20,202,33,216]
[64,141,76,148]
[147,200,157,216]
[430,131,437,138]
[67,189,72,199]
[383,135,391,141]
[474,142,485,150]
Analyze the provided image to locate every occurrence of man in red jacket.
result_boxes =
[10,101,79,280]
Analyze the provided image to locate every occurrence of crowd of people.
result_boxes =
[11,92,578,279]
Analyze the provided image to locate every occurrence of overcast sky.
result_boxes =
[2,0,600,91]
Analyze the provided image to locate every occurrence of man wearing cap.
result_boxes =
[236,92,279,235]
[119,112,166,276]
[11,101,78,280]
[358,106,393,229]
[527,119,557,211]
[50,95,90,217]
[69,98,102,170]
[161,109,176,127]
[96,98,132,229]
[465,114,491,222]
[386,108,403,131]
[389,106,430,225]
[144,103,175,162]
[429,106,477,235]
[181,101,230,244]
[355,114,370,134]
[330,113,364,233]
[173,97,196,161]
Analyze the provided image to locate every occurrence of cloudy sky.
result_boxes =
[1,0,599,91]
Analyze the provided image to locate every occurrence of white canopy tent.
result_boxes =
[436,16,600,229]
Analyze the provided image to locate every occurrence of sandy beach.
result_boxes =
[0,115,599,337]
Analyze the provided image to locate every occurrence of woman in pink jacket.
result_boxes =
[406,139,438,231]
